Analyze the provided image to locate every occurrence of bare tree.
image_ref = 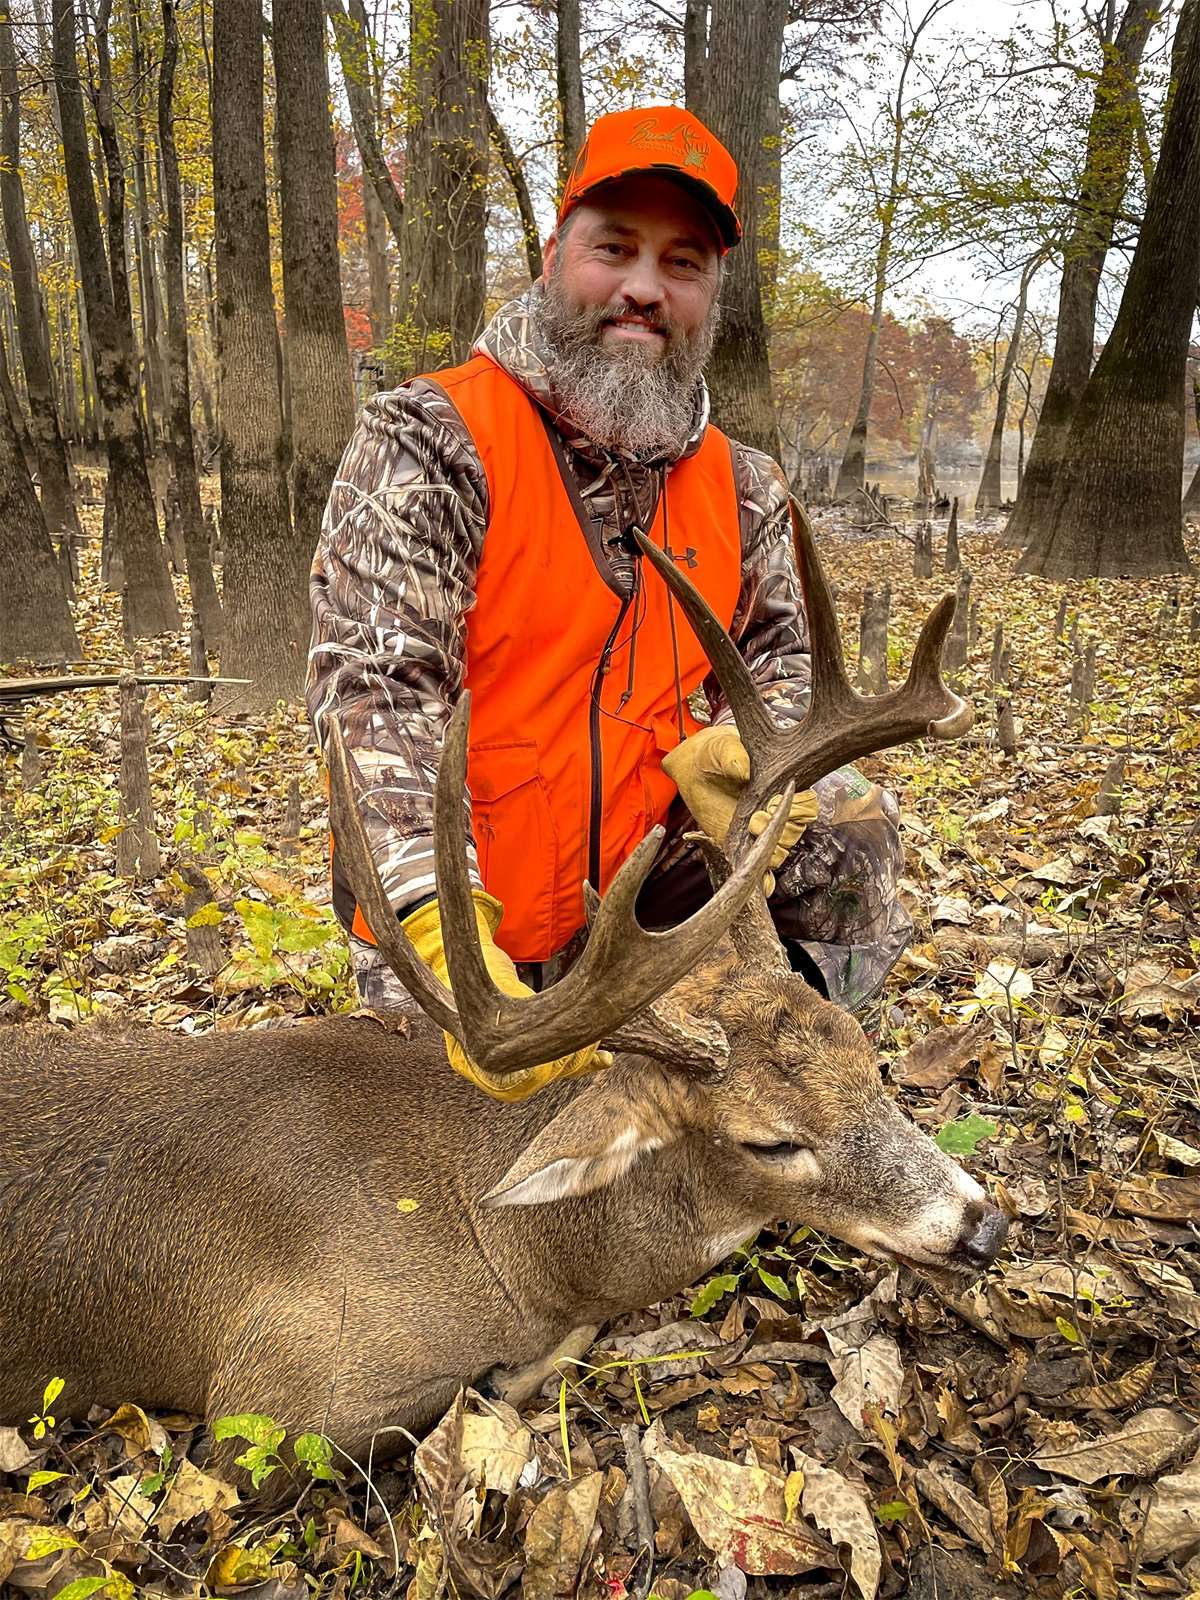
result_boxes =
[1018,0,1199,578]
[833,0,954,499]
[211,0,301,700]
[51,0,179,635]
[0,327,79,662]
[556,0,585,183]
[975,249,1045,515]
[394,0,489,373]
[1004,0,1158,548]
[158,0,221,643]
[0,2,81,552]
[701,0,787,457]
[272,0,355,569]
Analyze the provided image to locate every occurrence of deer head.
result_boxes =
[328,502,1008,1287]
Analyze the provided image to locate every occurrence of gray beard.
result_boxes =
[536,276,719,459]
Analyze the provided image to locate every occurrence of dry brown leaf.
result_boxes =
[0,1518,35,1585]
[329,1512,386,1562]
[913,1464,994,1552]
[827,1333,904,1432]
[1060,1358,1156,1412]
[154,1458,241,1539]
[1113,1176,1200,1222]
[0,1430,34,1476]
[521,1472,602,1600]
[1033,1407,1195,1484]
[890,1018,992,1090]
[101,1473,156,1541]
[792,1449,881,1600]
[972,1458,1009,1554]
[1141,1456,1200,1564]
[102,1401,169,1458]
[645,1421,835,1576]
[1065,1531,1118,1600]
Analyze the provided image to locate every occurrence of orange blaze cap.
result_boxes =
[558,106,741,251]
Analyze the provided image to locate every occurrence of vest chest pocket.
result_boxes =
[468,741,560,960]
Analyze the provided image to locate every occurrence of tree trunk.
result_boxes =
[1004,0,1157,548]
[0,314,36,478]
[975,252,1041,515]
[128,0,167,446]
[328,0,405,252]
[0,326,79,662]
[158,0,222,644]
[0,1,82,547]
[1018,0,1200,578]
[556,0,585,185]
[684,0,708,116]
[51,0,179,635]
[701,0,786,457]
[395,0,489,374]
[211,0,303,703]
[363,163,392,345]
[1184,367,1200,514]
[272,0,355,581]
[488,101,543,281]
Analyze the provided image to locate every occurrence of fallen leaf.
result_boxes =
[521,1472,602,1600]
[645,1421,834,1576]
[1033,1407,1196,1484]
[931,894,971,925]
[329,1512,386,1561]
[102,1402,169,1458]
[102,1473,157,1541]
[913,1464,994,1552]
[1113,1176,1200,1222]
[1060,1359,1156,1411]
[1141,1456,1200,1563]
[974,961,1034,1009]
[890,1019,991,1090]
[792,1449,881,1600]
[827,1333,904,1432]
[0,1430,34,1475]
[154,1458,240,1539]
[1151,1131,1200,1168]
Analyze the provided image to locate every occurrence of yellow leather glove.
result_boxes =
[401,890,611,1102]
[661,726,819,895]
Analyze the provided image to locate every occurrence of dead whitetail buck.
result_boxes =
[0,507,1006,1467]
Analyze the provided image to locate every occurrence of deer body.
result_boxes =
[0,1015,756,1448]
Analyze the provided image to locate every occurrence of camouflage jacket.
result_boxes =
[307,287,812,921]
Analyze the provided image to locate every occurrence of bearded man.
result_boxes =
[308,107,910,1099]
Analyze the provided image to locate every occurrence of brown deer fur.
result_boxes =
[0,948,1001,1462]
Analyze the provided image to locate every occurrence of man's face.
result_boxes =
[542,174,722,363]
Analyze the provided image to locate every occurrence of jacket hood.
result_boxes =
[474,283,710,467]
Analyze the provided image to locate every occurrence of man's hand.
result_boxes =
[662,726,819,894]
[401,891,611,1100]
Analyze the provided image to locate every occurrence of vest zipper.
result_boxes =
[588,584,636,894]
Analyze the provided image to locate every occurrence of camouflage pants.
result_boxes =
[349,766,911,1019]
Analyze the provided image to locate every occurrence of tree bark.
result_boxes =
[488,100,543,281]
[0,2,81,547]
[556,0,585,185]
[395,0,489,374]
[702,0,786,457]
[51,0,179,635]
[0,325,79,662]
[272,0,355,582]
[158,0,222,644]
[212,0,302,703]
[1017,0,1200,578]
[1004,0,1157,548]
[127,0,167,445]
[328,0,405,252]
[684,0,708,117]
[975,251,1042,514]
[1184,366,1200,514]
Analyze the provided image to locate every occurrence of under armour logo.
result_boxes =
[665,544,698,569]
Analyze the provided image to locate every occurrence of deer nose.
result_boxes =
[956,1202,1009,1268]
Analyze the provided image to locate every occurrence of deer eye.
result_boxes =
[742,1140,820,1178]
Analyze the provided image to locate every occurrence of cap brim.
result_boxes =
[561,166,742,251]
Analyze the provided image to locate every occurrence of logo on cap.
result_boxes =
[629,114,709,172]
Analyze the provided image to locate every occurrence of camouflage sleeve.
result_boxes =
[306,380,487,915]
[707,443,812,729]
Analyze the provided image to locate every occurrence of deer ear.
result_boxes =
[482,1069,692,1208]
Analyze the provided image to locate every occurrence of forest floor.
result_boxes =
[1,494,1199,1600]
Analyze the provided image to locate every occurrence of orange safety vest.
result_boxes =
[339,353,742,963]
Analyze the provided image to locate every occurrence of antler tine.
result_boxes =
[324,718,460,1034]
[636,503,973,847]
[788,499,860,723]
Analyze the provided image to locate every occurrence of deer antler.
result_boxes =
[635,499,972,857]
[326,702,792,1078]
